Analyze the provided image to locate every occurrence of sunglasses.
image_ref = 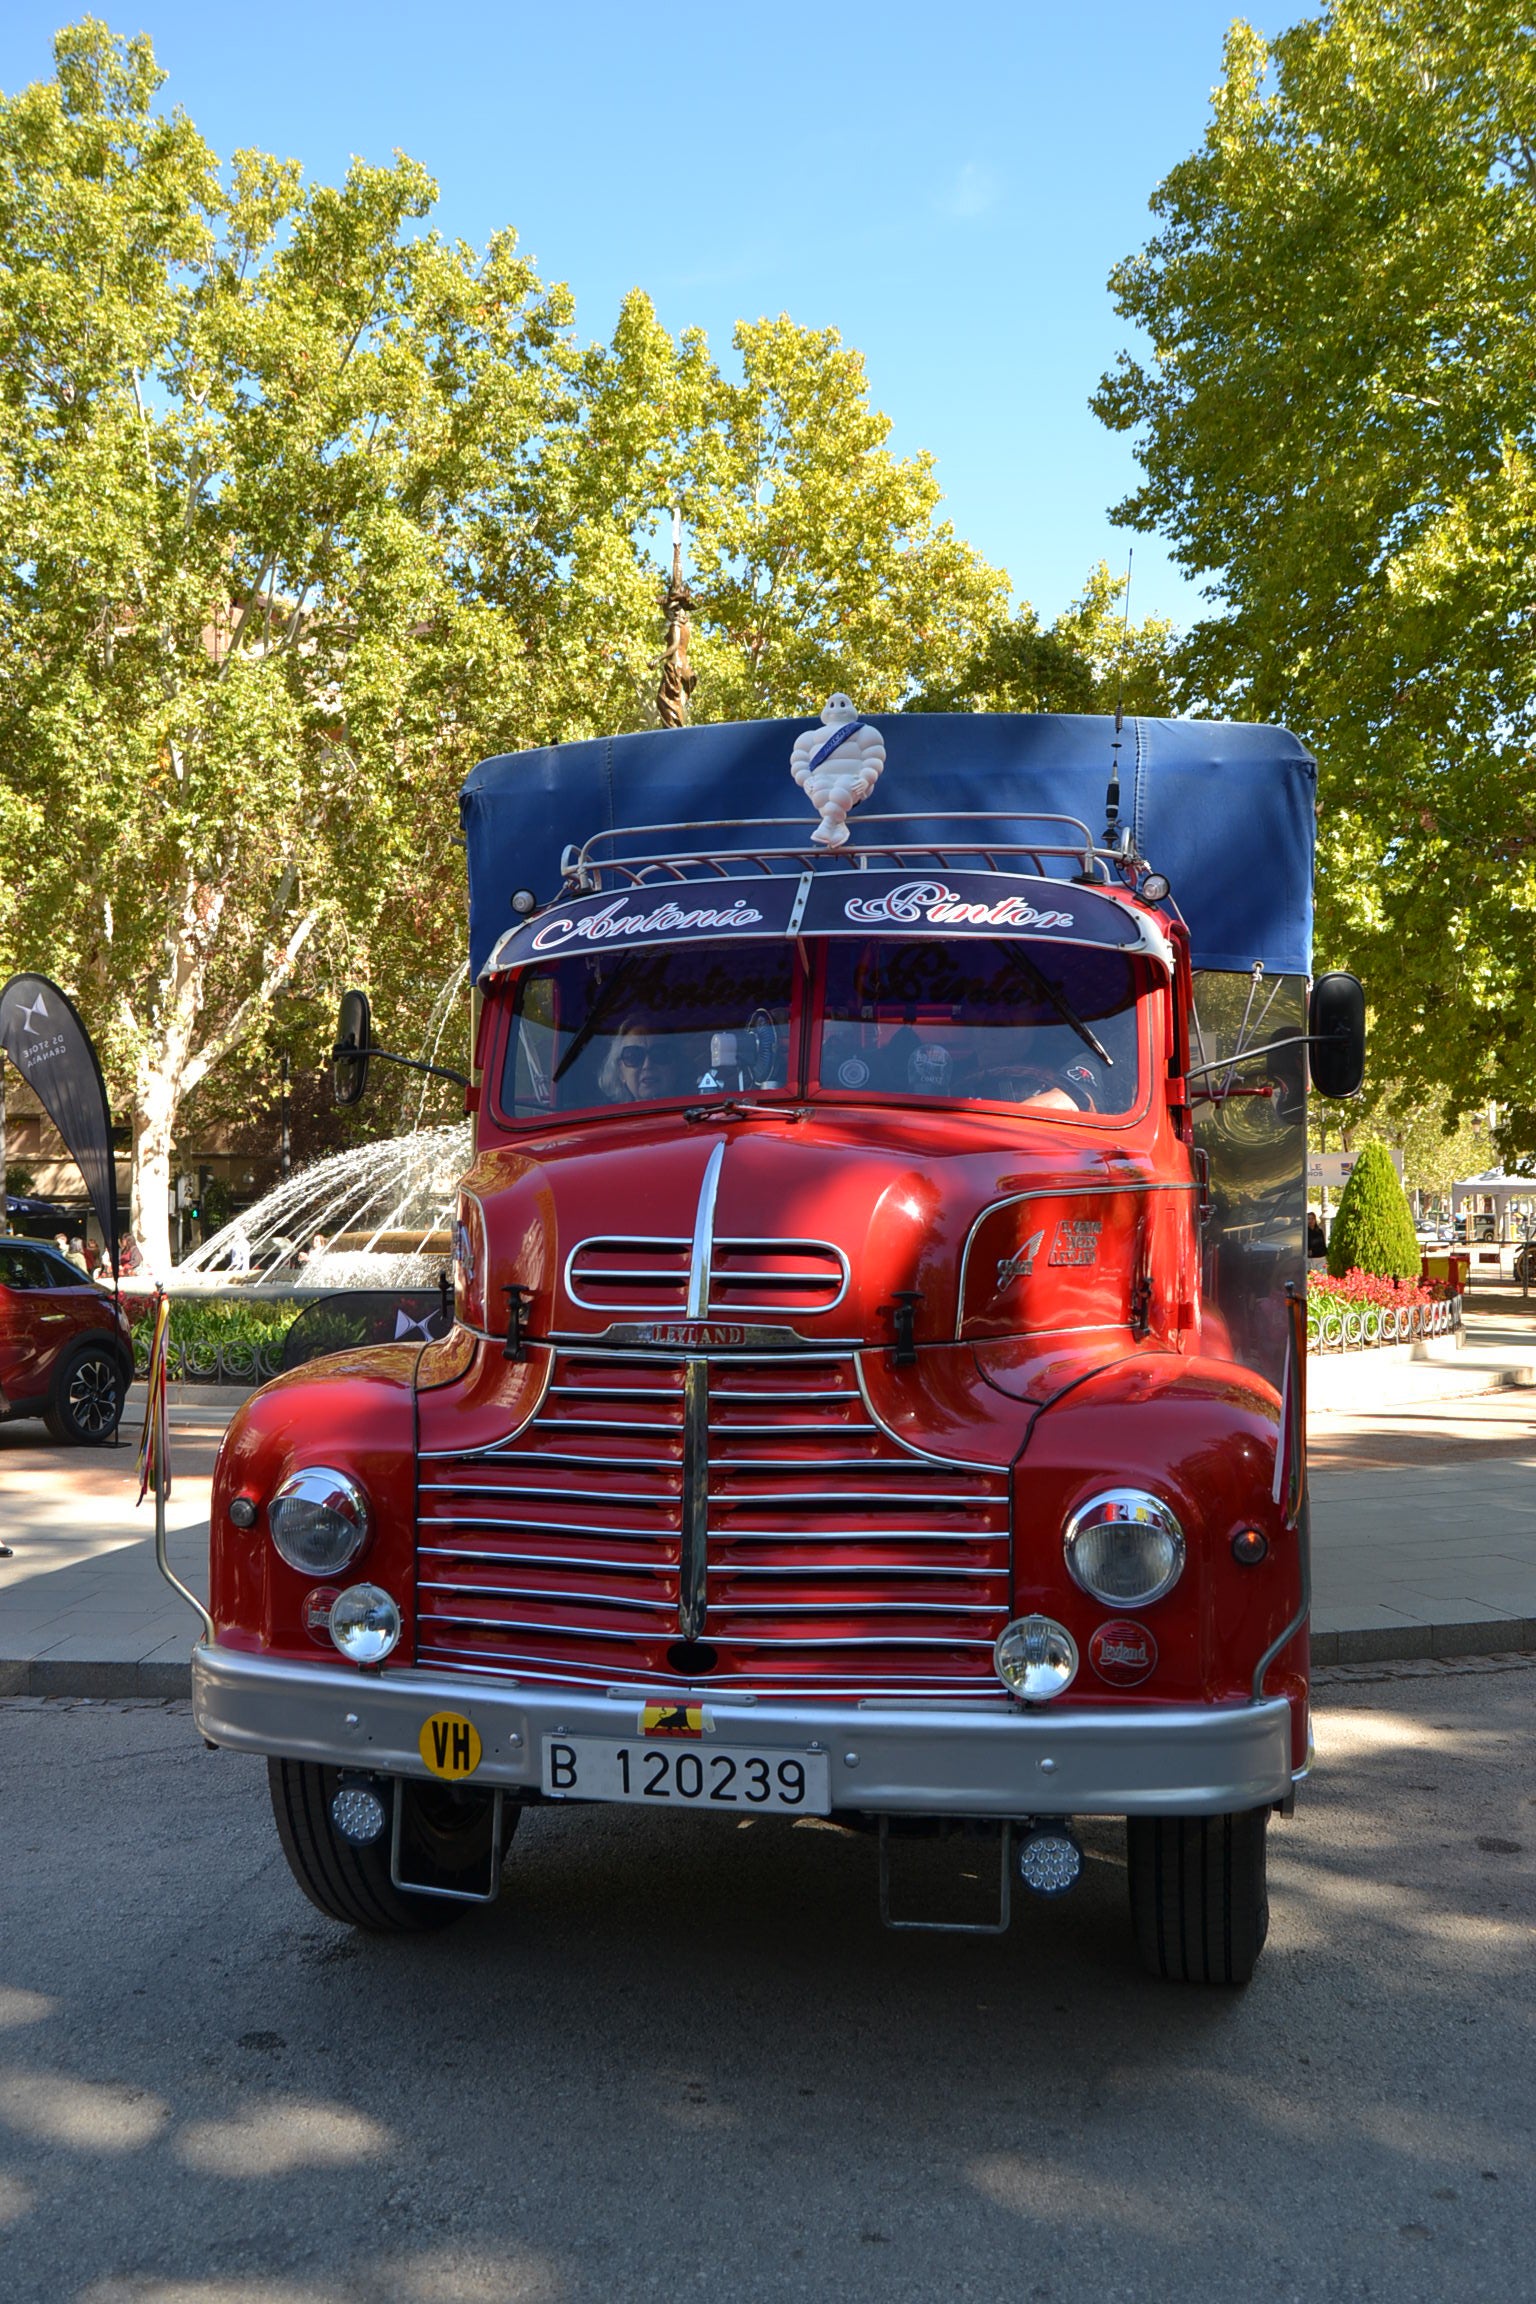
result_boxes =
[618,1045,653,1070]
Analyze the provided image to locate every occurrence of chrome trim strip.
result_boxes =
[709,1563,1007,1579]
[679,1359,710,1639]
[195,1647,1296,1818]
[713,1601,1003,1616]
[421,1546,671,1569]
[707,1527,1006,1545]
[687,1142,727,1320]
[954,1180,1200,1335]
[420,1485,678,1509]
[420,1581,674,1612]
[707,1488,1006,1506]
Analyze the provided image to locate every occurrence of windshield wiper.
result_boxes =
[1002,943,1113,1067]
[551,965,636,1084]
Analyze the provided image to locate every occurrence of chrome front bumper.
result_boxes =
[191,1646,1296,1818]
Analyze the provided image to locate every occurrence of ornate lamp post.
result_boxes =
[656,507,697,729]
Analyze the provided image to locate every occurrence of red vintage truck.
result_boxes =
[191,709,1362,1982]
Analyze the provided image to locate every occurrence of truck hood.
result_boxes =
[458,1107,1185,1356]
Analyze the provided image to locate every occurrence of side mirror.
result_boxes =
[1308,971,1365,1099]
[333,988,372,1108]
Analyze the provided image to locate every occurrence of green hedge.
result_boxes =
[128,1296,297,1360]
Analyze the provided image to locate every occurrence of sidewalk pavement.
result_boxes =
[3,1326,1535,1697]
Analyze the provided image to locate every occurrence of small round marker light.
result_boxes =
[329,1584,401,1666]
[1018,1824,1085,1898]
[228,1495,258,1530]
[994,1615,1078,1701]
[1141,871,1172,902]
[330,1781,388,1846]
[510,888,538,917]
[1232,1527,1270,1565]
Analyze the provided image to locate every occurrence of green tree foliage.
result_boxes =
[1093,0,1536,1133]
[1311,1080,1491,1201]
[0,22,1010,1266]
[910,561,1178,716]
[1327,1140,1422,1279]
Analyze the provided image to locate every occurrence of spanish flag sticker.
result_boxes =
[640,1703,705,1738]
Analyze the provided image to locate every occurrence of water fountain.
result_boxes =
[175,1121,471,1291]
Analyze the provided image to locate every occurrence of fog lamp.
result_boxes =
[268,1466,370,1576]
[1064,1490,1185,1608]
[330,1781,388,1846]
[1018,1824,1084,1898]
[329,1583,401,1666]
[994,1615,1078,1701]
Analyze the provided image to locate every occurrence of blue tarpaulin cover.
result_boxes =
[460,713,1316,980]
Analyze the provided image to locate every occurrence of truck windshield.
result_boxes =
[498,935,1143,1121]
[816,938,1142,1116]
[500,946,798,1118]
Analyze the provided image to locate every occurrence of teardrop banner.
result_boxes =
[0,974,120,1278]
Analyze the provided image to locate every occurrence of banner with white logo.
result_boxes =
[0,973,119,1271]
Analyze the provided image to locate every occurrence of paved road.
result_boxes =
[1,1658,1531,2303]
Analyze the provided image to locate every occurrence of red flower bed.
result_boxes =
[1308,1266,1436,1309]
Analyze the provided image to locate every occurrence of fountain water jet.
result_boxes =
[176,1122,471,1290]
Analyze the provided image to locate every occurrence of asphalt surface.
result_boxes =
[1,1658,1532,2303]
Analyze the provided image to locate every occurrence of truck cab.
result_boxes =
[193,710,1358,1981]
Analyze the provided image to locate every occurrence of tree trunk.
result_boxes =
[131,1078,178,1280]
[126,890,318,1279]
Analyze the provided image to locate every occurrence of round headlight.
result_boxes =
[995,1614,1078,1701]
[267,1466,370,1576]
[328,1584,401,1665]
[1064,1489,1185,1608]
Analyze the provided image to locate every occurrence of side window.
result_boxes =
[39,1252,86,1288]
[0,1246,53,1289]
[507,973,556,1115]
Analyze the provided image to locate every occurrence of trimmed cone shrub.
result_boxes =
[1326,1142,1420,1280]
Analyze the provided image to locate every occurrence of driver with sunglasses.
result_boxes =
[599,1022,683,1103]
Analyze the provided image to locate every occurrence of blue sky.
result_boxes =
[1,2,1291,630]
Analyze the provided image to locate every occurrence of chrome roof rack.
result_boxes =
[561,813,1113,892]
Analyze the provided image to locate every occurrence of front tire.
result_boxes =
[1127,1809,1270,1985]
[45,1342,127,1444]
[267,1759,517,1933]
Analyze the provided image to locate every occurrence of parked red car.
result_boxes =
[0,1237,133,1442]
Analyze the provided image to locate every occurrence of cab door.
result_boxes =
[0,1242,70,1403]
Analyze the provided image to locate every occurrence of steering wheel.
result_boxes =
[747,1008,782,1087]
[979,1063,1099,1112]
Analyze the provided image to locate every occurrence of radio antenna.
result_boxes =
[1103,549,1134,851]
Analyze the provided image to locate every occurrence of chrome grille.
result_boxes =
[415,1350,1011,1691]
[563,1234,847,1319]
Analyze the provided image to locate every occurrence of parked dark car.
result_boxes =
[0,1237,133,1442]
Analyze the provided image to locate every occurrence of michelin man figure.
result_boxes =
[789,695,885,847]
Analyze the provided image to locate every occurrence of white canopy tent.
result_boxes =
[1449,1169,1536,1243]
